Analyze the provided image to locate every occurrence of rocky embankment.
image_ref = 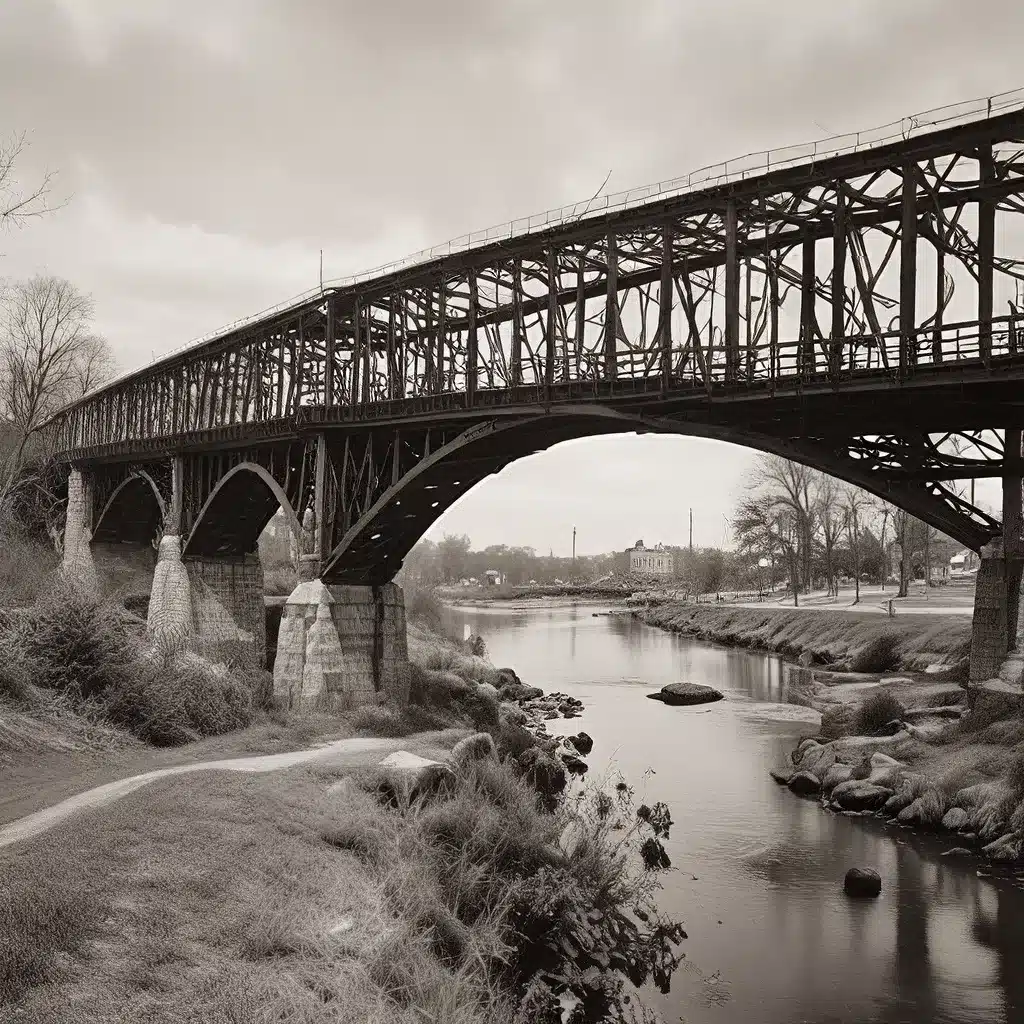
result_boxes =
[771,688,1024,870]
[489,667,592,786]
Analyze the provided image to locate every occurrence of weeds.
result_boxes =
[852,691,905,735]
[849,632,902,673]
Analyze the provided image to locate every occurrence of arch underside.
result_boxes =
[183,462,301,558]
[321,400,1005,585]
[92,474,165,545]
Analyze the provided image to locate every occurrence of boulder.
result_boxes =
[560,752,589,776]
[983,830,1024,862]
[450,732,498,768]
[821,763,854,792]
[499,705,528,727]
[647,682,724,706]
[844,867,882,898]
[570,731,593,756]
[833,782,892,813]
[770,767,795,785]
[801,745,837,778]
[940,847,975,858]
[495,668,521,689]
[476,682,499,701]
[941,807,970,832]
[793,738,821,765]
[788,771,821,795]
[516,747,568,804]
[376,751,456,804]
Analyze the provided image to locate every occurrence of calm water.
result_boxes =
[442,601,1024,1024]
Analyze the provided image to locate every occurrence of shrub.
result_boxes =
[852,690,905,736]
[408,588,447,633]
[103,657,254,746]
[263,564,298,597]
[0,535,58,609]
[849,632,902,673]
[18,589,137,699]
[350,702,416,738]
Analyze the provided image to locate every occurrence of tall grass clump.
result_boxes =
[5,587,256,747]
[407,586,447,634]
[848,632,902,673]
[852,690,906,735]
[331,757,687,1022]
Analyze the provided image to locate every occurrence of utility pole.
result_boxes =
[572,526,576,579]
[689,508,693,553]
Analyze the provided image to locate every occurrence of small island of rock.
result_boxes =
[646,682,724,706]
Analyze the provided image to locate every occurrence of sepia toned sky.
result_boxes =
[1,0,1017,553]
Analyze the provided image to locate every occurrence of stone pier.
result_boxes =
[273,580,410,712]
[61,468,99,594]
[145,540,266,667]
[970,538,1010,684]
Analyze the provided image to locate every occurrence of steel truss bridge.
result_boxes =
[43,92,1024,585]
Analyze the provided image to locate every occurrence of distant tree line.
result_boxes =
[399,452,979,605]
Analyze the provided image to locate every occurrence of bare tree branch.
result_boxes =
[0,132,61,233]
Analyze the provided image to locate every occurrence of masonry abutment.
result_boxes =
[183,553,266,668]
[273,579,410,712]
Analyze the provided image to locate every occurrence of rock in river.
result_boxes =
[647,682,724,706]
[788,771,821,795]
[844,867,882,898]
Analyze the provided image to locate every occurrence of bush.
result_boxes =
[350,702,416,738]
[103,657,254,746]
[18,589,137,699]
[0,535,58,609]
[408,588,447,633]
[849,632,902,673]
[852,690,906,736]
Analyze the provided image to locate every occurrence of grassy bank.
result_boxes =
[635,602,972,674]
[2,576,688,1021]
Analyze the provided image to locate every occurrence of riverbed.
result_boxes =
[442,601,1024,1024]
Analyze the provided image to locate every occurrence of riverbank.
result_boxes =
[771,678,1024,870]
[1,600,684,1021]
[634,601,972,675]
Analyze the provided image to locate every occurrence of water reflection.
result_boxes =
[443,601,1024,1024]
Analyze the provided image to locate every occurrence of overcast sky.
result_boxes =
[1,0,1018,554]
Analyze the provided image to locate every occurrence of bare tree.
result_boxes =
[1,132,58,233]
[0,276,113,512]
[841,485,872,605]
[751,455,816,594]
[813,471,844,599]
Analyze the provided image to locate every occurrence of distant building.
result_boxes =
[950,549,979,575]
[484,569,504,586]
[628,539,674,576]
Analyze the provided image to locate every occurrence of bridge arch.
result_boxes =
[322,406,995,585]
[183,462,304,558]
[92,471,166,546]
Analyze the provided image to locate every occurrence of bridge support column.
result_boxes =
[61,468,99,594]
[970,538,1008,684]
[183,553,266,668]
[147,536,194,649]
[273,580,410,712]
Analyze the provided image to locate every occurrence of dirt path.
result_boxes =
[0,732,455,852]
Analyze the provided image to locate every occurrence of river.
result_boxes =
[441,601,1024,1024]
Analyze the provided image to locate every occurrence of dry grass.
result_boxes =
[0,770,513,1023]
[638,603,972,669]
[0,535,59,609]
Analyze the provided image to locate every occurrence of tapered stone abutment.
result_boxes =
[273,580,409,712]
